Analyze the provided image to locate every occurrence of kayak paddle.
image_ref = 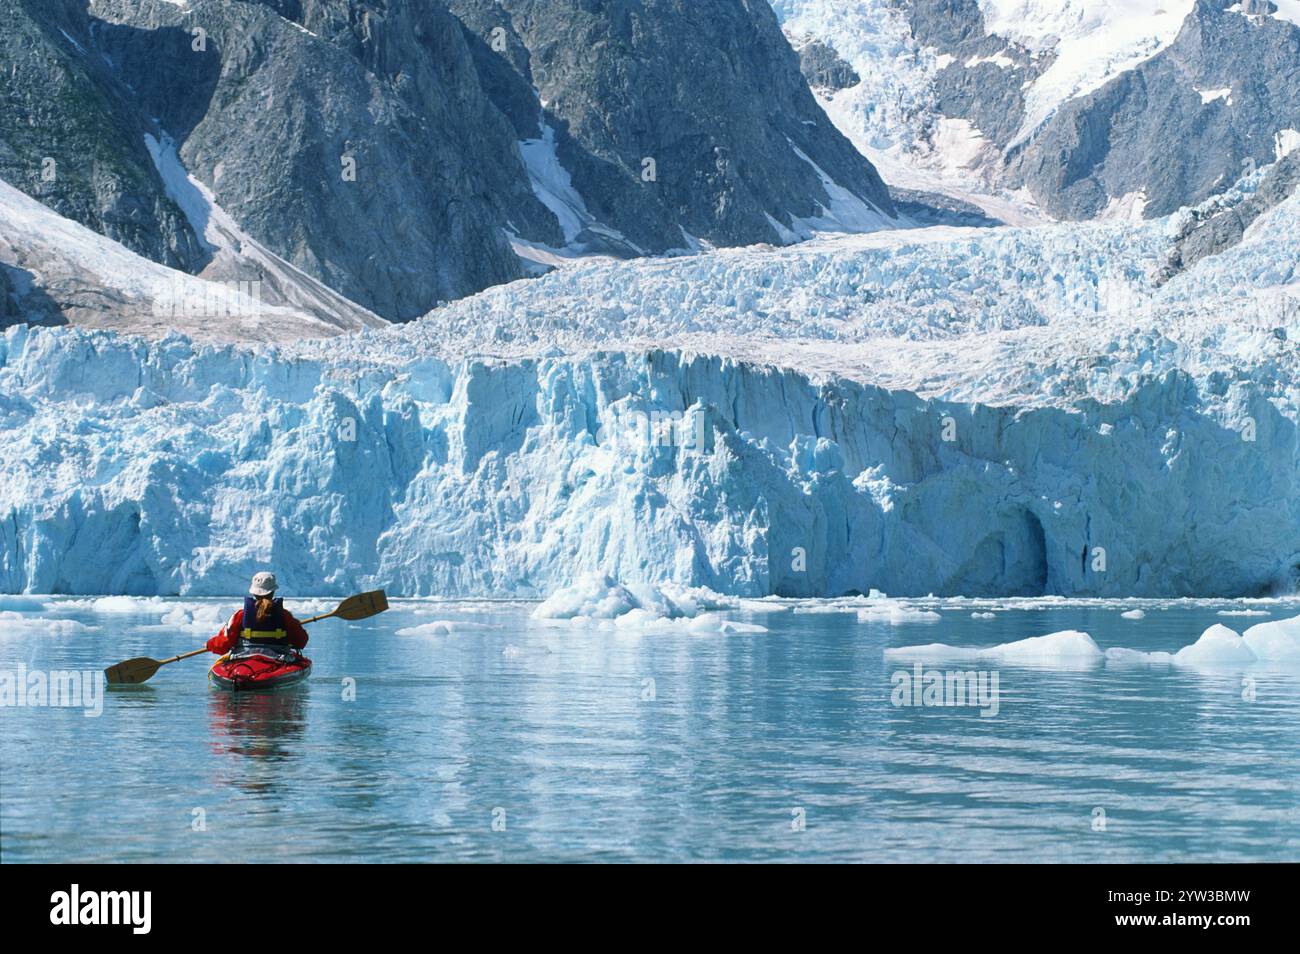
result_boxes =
[299,589,389,624]
[103,590,390,686]
[104,647,209,686]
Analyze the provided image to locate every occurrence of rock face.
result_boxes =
[448,0,895,251]
[1008,2,1300,220]
[2,0,897,323]
[895,0,1300,219]
[793,37,862,92]
[1160,152,1300,282]
[0,0,209,272]
[87,0,554,322]
[0,267,12,322]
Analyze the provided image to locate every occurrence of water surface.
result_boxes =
[2,596,1299,862]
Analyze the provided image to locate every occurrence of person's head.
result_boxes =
[249,571,278,621]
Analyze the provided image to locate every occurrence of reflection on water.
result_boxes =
[208,689,309,768]
[2,597,1300,862]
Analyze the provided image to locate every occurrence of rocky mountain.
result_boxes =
[1003,0,1300,219]
[447,0,896,253]
[778,0,1300,222]
[0,0,209,271]
[1,0,898,329]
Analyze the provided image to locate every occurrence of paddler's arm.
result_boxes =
[284,611,309,650]
[207,609,242,655]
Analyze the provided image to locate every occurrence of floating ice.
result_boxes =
[1104,647,1175,665]
[890,614,1300,670]
[1173,624,1257,665]
[885,630,1104,664]
[0,612,96,636]
[396,620,493,637]
[532,574,758,633]
[157,604,229,633]
[1242,616,1300,662]
[0,596,48,613]
[858,604,943,625]
[83,596,173,614]
[1120,609,1146,620]
[532,574,644,621]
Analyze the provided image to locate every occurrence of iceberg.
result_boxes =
[1242,616,1300,661]
[396,620,494,637]
[885,629,1105,664]
[1172,623,1257,665]
[890,614,1300,669]
[529,573,761,633]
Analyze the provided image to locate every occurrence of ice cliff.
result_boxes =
[3,147,1299,599]
[1,316,1296,598]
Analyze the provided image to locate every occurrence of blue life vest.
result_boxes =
[235,596,290,654]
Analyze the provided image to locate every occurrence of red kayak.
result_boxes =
[209,653,312,692]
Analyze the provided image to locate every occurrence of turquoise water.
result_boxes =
[2,596,1300,863]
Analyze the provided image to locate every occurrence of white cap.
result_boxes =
[249,571,278,596]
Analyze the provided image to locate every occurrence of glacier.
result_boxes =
[2,154,1299,599]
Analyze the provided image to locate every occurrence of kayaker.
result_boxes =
[207,571,309,658]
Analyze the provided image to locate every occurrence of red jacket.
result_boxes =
[207,607,309,654]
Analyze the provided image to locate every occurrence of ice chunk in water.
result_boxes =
[1242,616,1300,662]
[1173,624,1256,665]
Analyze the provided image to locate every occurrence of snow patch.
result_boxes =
[1275,129,1300,160]
[782,141,897,237]
[1098,190,1148,222]
[975,0,1197,145]
[513,120,645,267]
[518,122,591,245]
[1229,1,1300,28]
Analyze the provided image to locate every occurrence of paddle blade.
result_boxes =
[104,657,163,686]
[332,589,389,621]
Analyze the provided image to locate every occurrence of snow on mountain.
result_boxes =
[975,0,1195,144]
[142,135,388,335]
[1230,0,1300,27]
[509,119,652,271]
[773,0,1043,224]
[0,178,377,341]
[776,1,1300,223]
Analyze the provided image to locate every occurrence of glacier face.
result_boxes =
[2,320,1296,599]
[4,154,1299,600]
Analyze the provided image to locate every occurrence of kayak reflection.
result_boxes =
[207,688,309,771]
